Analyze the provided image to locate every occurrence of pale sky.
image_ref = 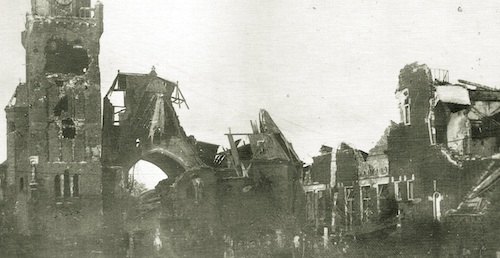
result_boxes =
[2,0,500,166]
[129,160,168,190]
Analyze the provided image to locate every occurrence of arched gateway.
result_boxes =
[101,70,219,257]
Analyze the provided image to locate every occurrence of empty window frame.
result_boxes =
[377,184,389,212]
[377,184,389,199]
[401,89,411,125]
[306,192,315,222]
[62,118,76,139]
[63,170,71,198]
[44,38,89,75]
[407,180,415,200]
[394,181,402,201]
[318,190,325,222]
[361,186,371,222]
[428,103,437,145]
[345,186,354,228]
[19,177,24,192]
[53,95,68,117]
[54,174,62,198]
[73,174,80,197]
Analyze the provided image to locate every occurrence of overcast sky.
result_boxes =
[1,0,500,164]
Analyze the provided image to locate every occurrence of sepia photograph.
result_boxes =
[1,0,500,257]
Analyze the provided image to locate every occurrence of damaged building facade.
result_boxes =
[2,0,104,255]
[4,1,499,256]
[388,63,500,256]
[215,110,305,257]
[101,69,219,257]
[334,128,395,236]
[101,69,306,257]
[2,1,306,256]
[303,62,500,256]
[302,126,395,237]
[302,145,335,233]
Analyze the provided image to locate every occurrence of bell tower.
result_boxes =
[5,0,105,239]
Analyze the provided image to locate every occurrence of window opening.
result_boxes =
[63,170,71,198]
[73,174,80,197]
[190,174,203,203]
[361,186,371,222]
[318,190,325,223]
[401,89,411,125]
[345,186,354,229]
[394,181,402,201]
[306,192,314,221]
[53,95,68,117]
[44,38,89,75]
[54,175,62,198]
[378,184,388,199]
[407,180,415,200]
[20,177,24,192]
[62,118,76,139]
[377,184,388,212]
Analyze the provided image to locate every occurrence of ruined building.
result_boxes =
[1,1,306,256]
[303,63,500,256]
[302,145,335,233]
[388,63,500,222]
[388,63,500,256]
[335,126,396,236]
[302,125,396,236]
[101,68,306,256]
[101,70,218,257]
[2,0,104,253]
[216,110,305,255]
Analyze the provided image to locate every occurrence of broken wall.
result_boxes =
[446,109,469,155]
[102,72,202,171]
[5,3,105,243]
[215,160,305,256]
[386,64,497,252]
[101,72,221,256]
[310,153,332,184]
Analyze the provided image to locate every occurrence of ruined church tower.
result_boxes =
[5,0,104,238]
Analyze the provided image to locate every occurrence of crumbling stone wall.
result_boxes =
[101,71,223,256]
[3,1,105,245]
[389,63,488,222]
[385,63,495,255]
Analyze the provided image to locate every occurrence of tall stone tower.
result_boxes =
[4,0,104,241]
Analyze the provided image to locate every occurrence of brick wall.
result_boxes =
[4,2,105,243]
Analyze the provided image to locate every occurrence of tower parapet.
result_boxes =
[31,0,96,18]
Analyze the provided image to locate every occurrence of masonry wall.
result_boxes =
[24,13,103,165]
[214,160,305,257]
[4,3,105,244]
[388,64,487,224]
[382,63,495,256]
[335,144,362,231]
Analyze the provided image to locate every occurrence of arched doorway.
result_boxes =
[120,150,217,257]
[128,160,168,197]
[103,147,218,257]
[124,157,178,258]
